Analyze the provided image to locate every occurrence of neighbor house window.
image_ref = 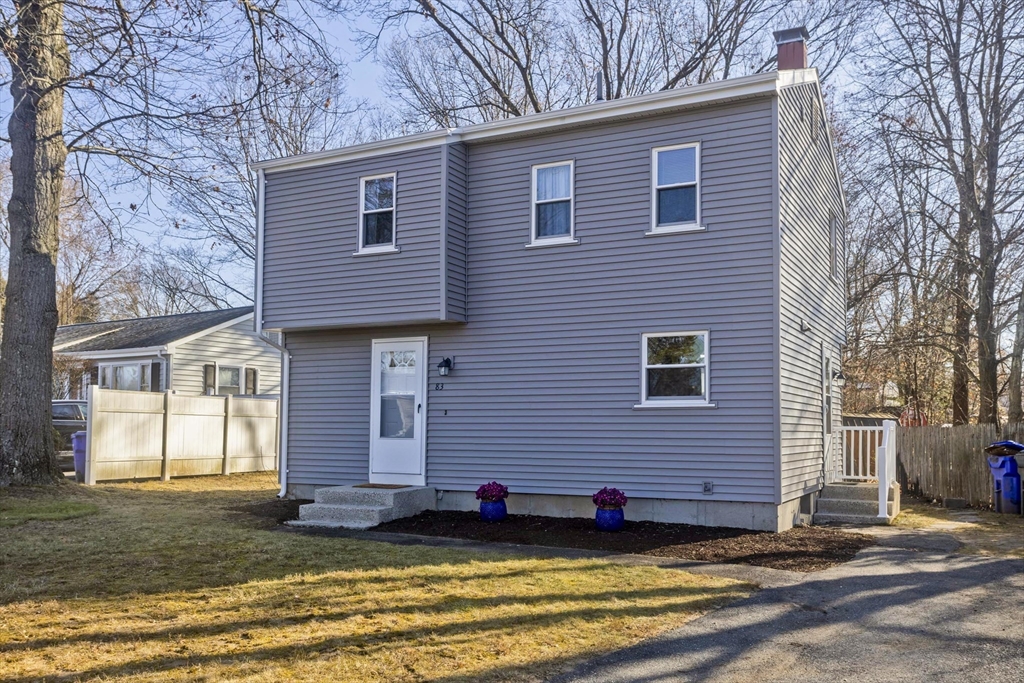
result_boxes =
[98,362,160,392]
[358,173,397,252]
[218,366,241,395]
[640,332,710,406]
[245,367,260,395]
[651,143,701,232]
[530,161,576,245]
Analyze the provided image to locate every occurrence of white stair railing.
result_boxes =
[841,426,882,480]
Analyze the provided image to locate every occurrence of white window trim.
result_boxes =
[649,142,705,235]
[215,363,244,395]
[634,330,716,409]
[527,160,579,247]
[356,172,399,255]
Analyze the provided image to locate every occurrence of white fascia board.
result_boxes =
[56,346,167,360]
[458,71,782,142]
[252,130,452,173]
[252,71,798,175]
[165,313,254,352]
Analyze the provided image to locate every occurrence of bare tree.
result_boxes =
[863,0,1024,424]
[358,0,866,128]
[0,0,332,485]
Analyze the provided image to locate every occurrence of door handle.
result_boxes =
[417,403,422,413]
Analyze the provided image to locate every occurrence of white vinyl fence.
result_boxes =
[84,386,279,484]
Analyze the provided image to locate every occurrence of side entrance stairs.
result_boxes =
[289,485,436,530]
[814,482,900,525]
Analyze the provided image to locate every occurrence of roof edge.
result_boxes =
[254,70,818,174]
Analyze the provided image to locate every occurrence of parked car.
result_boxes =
[52,401,87,470]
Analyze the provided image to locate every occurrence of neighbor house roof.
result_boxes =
[54,307,253,355]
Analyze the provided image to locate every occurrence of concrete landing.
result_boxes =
[288,485,435,530]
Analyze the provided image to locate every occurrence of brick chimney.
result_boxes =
[773,26,809,70]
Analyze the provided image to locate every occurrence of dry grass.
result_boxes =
[0,474,751,682]
[893,500,1024,558]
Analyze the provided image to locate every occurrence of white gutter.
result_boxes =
[57,346,168,360]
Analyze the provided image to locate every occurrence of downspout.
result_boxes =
[259,332,290,499]
[253,167,293,498]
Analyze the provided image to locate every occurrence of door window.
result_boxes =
[379,351,416,439]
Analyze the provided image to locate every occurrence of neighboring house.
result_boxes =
[54,307,282,398]
[254,28,846,531]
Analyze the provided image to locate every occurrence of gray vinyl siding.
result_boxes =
[285,98,781,503]
[262,146,446,329]
[777,83,846,501]
[171,319,283,396]
[444,143,468,321]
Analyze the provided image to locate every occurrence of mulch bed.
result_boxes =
[375,510,874,572]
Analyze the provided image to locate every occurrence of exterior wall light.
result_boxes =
[437,357,453,377]
[832,369,847,388]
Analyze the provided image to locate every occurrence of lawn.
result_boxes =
[0,474,751,682]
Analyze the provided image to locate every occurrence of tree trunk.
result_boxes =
[1009,283,1024,425]
[975,215,999,424]
[0,0,70,486]
[951,227,972,426]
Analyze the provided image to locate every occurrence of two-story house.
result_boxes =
[255,28,846,532]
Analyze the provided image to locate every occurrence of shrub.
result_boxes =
[476,481,509,502]
[592,487,628,508]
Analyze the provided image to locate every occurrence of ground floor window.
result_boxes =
[641,331,709,406]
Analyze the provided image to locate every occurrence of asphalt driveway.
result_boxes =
[551,533,1024,682]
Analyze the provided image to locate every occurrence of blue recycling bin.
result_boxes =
[984,441,1022,514]
[71,431,87,484]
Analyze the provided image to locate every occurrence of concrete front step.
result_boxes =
[813,512,892,526]
[291,485,436,530]
[817,498,894,517]
[820,482,896,501]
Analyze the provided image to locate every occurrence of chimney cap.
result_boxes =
[773,26,809,45]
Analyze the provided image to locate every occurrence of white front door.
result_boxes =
[369,338,427,485]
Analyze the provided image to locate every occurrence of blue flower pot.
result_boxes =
[480,499,507,522]
[595,506,625,532]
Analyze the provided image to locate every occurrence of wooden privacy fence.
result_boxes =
[895,423,1024,507]
[85,387,279,484]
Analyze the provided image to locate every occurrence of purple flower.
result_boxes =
[592,487,628,508]
[476,481,509,502]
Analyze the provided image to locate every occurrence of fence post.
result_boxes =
[161,390,172,482]
[878,420,896,519]
[222,394,232,476]
[85,385,97,485]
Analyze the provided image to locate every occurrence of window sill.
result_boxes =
[633,401,717,410]
[353,246,401,257]
[645,224,707,236]
[525,236,580,249]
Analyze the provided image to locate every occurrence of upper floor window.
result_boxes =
[639,331,711,407]
[651,143,701,233]
[358,173,397,253]
[529,161,577,247]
